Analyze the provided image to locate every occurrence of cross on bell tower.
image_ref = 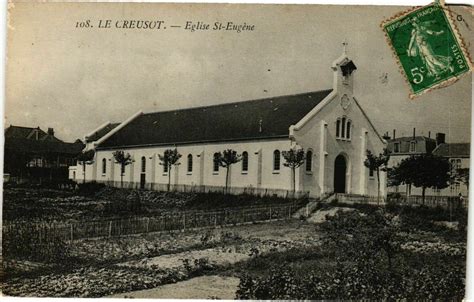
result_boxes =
[342,40,348,56]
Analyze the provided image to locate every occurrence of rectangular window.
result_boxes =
[394,142,400,153]
[410,141,416,153]
[369,167,374,177]
[213,153,219,172]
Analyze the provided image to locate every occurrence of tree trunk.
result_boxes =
[168,165,172,192]
[292,167,296,194]
[422,186,426,205]
[121,172,123,188]
[376,169,380,205]
[83,162,86,184]
[225,167,230,194]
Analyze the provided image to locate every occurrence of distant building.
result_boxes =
[433,142,470,196]
[69,50,387,198]
[386,130,470,197]
[4,125,84,183]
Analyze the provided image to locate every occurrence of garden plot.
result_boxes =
[306,206,354,224]
[109,275,240,299]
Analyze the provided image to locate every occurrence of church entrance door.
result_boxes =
[334,155,346,193]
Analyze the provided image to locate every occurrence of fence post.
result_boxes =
[70,224,74,242]
[108,221,112,237]
[269,207,272,221]
[146,217,150,233]
[214,213,217,228]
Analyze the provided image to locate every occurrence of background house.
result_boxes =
[4,125,84,183]
[386,129,470,197]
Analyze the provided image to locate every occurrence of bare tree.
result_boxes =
[216,149,241,193]
[113,150,133,188]
[282,148,305,194]
[158,148,182,192]
[76,149,95,184]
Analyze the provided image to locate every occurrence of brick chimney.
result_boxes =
[47,127,54,137]
[436,133,445,146]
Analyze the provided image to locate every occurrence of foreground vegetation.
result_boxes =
[233,202,467,300]
[2,187,467,299]
[3,185,306,222]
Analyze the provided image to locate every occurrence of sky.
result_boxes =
[5,2,472,143]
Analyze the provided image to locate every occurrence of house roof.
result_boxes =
[85,123,120,143]
[387,136,437,155]
[5,125,62,142]
[433,143,470,158]
[388,136,435,143]
[97,89,333,149]
[4,137,85,155]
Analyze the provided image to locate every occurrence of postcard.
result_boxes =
[3,1,472,299]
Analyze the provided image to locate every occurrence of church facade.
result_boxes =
[70,51,387,198]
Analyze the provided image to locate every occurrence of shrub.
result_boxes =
[77,182,106,196]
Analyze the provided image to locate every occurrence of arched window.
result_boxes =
[242,151,249,172]
[341,117,346,138]
[187,154,193,173]
[102,158,107,174]
[213,153,220,172]
[141,156,146,173]
[346,120,351,139]
[273,150,281,171]
[306,150,313,172]
[336,119,341,138]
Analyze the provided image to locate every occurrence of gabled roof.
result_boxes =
[433,143,470,158]
[97,89,333,149]
[85,123,120,143]
[5,137,85,155]
[5,125,62,142]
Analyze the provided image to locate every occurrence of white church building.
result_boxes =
[69,50,387,198]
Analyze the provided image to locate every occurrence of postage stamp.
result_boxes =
[382,3,471,97]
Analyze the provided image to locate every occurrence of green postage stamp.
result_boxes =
[382,3,471,97]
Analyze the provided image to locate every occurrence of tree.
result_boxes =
[390,154,450,204]
[282,148,305,193]
[364,148,390,204]
[453,167,469,193]
[158,148,182,192]
[216,149,241,193]
[112,150,133,188]
[76,149,95,184]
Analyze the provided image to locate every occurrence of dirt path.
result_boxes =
[107,275,240,299]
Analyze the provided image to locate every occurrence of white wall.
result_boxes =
[92,138,297,192]
[292,54,387,198]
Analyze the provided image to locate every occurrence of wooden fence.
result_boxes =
[3,203,298,244]
[335,193,467,208]
[102,181,310,199]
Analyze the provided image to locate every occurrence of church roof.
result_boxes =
[85,123,120,143]
[433,143,470,158]
[97,89,332,149]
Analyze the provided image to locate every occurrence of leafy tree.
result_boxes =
[282,148,305,193]
[76,149,95,184]
[391,154,450,204]
[364,148,390,204]
[453,167,469,193]
[112,150,133,188]
[158,148,182,192]
[216,149,241,193]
